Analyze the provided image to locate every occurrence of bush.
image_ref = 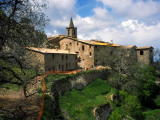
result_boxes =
[143,109,160,120]
[154,95,160,107]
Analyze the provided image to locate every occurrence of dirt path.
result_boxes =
[0,70,81,120]
[36,70,81,120]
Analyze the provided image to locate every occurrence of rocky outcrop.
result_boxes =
[93,104,112,120]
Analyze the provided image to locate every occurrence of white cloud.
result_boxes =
[74,7,116,34]
[78,19,160,48]
[44,0,76,35]
[97,0,160,18]
[43,0,160,49]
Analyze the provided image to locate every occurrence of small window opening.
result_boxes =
[140,50,144,55]
[110,51,113,55]
[73,30,75,35]
[66,55,68,60]
[66,64,68,69]
[82,45,85,51]
[62,65,64,71]
[62,55,64,60]
[90,52,92,56]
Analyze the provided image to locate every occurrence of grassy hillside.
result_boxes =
[59,78,160,120]
[59,79,115,120]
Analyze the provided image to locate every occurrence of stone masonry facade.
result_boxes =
[27,18,154,72]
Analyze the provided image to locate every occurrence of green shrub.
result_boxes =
[154,95,160,107]
[143,109,160,120]
[108,108,126,120]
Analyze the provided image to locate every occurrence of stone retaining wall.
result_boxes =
[51,70,109,96]
[50,69,110,119]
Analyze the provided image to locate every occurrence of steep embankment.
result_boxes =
[41,69,109,119]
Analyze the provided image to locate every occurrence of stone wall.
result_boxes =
[44,53,77,71]
[25,50,45,72]
[59,38,94,69]
[94,46,137,66]
[136,49,153,65]
[51,69,109,96]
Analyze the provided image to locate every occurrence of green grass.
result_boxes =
[59,79,112,120]
[143,109,160,120]
[0,83,22,91]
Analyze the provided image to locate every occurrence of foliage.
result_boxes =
[45,74,69,92]
[120,91,143,119]
[0,0,47,101]
[143,109,160,120]
[154,95,160,107]
[42,95,55,120]
[108,108,126,120]
[0,59,36,87]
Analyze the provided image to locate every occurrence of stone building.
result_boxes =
[27,18,153,72]
[26,47,78,72]
[47,18,153,70]
[136,46,153,65]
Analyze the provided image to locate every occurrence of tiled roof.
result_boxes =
[119,45,137,49]
[26,47,76,54]
[47,35,120,47]
[136,46,153,50]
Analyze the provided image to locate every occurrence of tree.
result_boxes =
[0,0,47,86]
[95,46,138,89]
[0,0,48,119]
[153,48,160,70]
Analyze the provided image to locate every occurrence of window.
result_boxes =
[62,65,64,71]
[73,30,75,35]
[140,50,144,55]
[89,45,91,48]
[90,52,92,56]
[70,42,72,46]
[82,45,85,51]
[62,55,64,60]
[66,55,68,60]
[52,54,54,59]
[77,42,79,45]
[66,64,68,69]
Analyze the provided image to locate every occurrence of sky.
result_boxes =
[44,0,160,48]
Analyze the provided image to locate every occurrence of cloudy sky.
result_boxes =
[44,0,160,48]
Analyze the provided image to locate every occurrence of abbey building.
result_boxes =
[26,18,153,72]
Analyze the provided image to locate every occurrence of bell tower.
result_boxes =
[66,18,77,38]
